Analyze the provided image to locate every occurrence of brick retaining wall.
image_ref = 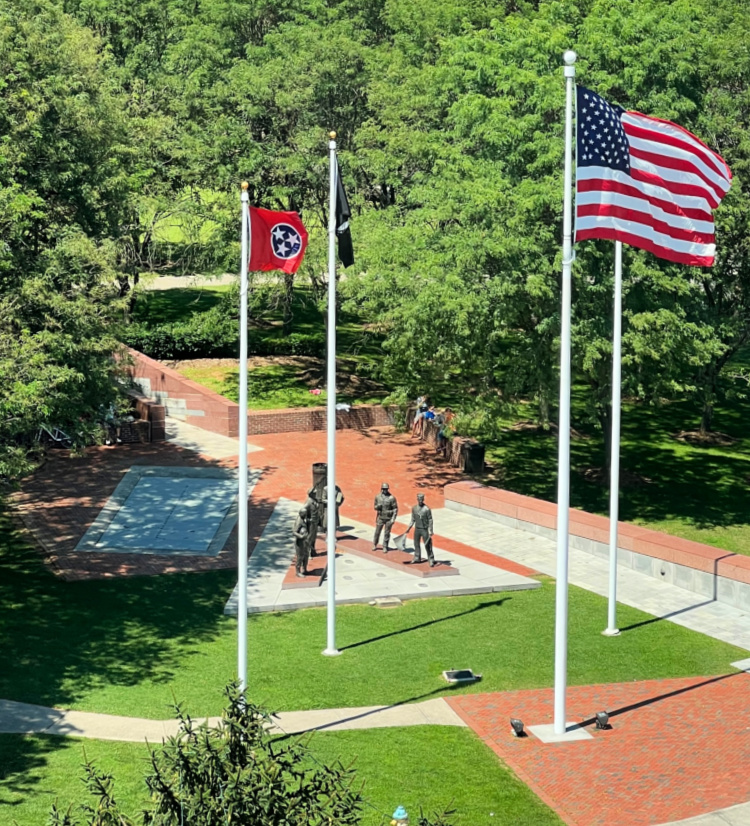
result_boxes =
[126,347,395,437]
[417,416,486,473]
[444,480,750,609]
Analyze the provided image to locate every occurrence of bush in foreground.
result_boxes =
[47,684,455,826]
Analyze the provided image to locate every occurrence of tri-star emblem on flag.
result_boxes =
[248,206,308,273]
[271,223,303,260]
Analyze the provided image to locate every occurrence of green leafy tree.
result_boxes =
[0,0,131,477]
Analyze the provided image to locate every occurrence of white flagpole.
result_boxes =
[553,50,576,736]
[237,182,251,690]
[323,132,340,657]
[603,240,623,637]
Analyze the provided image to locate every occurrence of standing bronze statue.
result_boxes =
[292,507,310,577]
[407,493,435,566]
[373,482,398,552]
[321,484,344,533]
[303,487,321,556]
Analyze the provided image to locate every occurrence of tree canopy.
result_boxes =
[3,0,750,473]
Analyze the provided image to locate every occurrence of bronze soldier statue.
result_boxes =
[321,484,344,533]
[373,482,398,552]
[303,487,321,556]
[407,493,435,566]
[293,507,310,577]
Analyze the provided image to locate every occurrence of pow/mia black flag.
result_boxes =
[335,158,354,268]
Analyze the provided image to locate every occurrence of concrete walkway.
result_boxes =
[662,807,750,826]
[433,507,750,653]
[142,273,237,291]
[0,697,465,743]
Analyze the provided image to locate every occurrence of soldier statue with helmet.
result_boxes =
[372,482,398,552]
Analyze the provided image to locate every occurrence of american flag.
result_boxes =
[575,86,731,267]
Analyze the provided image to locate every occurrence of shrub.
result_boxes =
[123,306,237,360]
[48,684,457,826]
[123,314,325,361]
[257,332,325,358]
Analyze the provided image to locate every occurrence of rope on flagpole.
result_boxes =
[603,240,623,637]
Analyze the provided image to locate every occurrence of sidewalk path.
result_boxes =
[432,508,750,652]
[0,697,465,743]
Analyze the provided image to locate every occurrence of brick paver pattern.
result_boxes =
[11,428,471,580]
[448,674,750,826]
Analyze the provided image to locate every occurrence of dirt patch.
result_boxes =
[673,430,737,447]
[508,420,544,433]
[165,356,386,398]
[579,466,652,487]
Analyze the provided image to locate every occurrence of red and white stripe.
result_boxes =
[576,111,731,267]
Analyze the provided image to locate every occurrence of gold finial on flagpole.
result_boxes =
[329,131,337,140]
[241,181,249,190]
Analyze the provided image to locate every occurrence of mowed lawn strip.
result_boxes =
[0,727,563,826]
[1,511,744,719]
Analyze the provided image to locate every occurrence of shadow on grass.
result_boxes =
[0,732,71,813]
[0,512,236,709]
[0,445,291,793]
[341,597,510,651]
[132,286,227,326]
[2,450,356,705]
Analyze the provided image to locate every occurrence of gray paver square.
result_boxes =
[76,466,257,556]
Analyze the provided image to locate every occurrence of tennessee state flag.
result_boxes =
[248,206,309,274]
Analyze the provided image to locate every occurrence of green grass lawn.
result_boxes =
[0,727,562,826]
[178,361,385,409]
[131,284,231,326]
[0,736,148,826]
[0,506,744,721]
[484,383,750,555]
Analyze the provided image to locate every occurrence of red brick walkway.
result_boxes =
[12,427,490,580]
[447,673,750,825]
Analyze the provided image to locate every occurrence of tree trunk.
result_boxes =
[698,365,717,436]
[700,399,714,436]
[537,388,550,428]
[282,273,294,336]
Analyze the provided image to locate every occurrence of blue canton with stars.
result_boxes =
[577,86,631,173]
[271,223,302,259]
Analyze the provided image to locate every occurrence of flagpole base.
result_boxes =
[601,628,621,637]
[322,648,342,657]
